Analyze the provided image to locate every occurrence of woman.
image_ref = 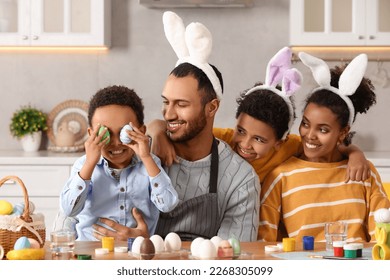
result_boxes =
[258,52,390,242]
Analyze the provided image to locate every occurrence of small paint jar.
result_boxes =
[343,244,357,258]
[333,241,345,257]
[349,243,363,257]
[282,237,295,252]
[102,236,115,252]
[302,236,314,250]
[77,254,92,260]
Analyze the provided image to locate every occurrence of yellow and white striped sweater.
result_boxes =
[259,157,390,242]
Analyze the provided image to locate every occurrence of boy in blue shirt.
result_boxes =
[59,85,178,240]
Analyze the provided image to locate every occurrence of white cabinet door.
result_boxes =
[290,0,390,46]
[365,0,390,45]
[0,0,111,47]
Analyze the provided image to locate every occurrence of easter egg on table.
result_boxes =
[140,238,155,260]
[228,237,241,259]
[217,240,233,259]
[198,239,217,260]
[14,236,31,250]
[150,234,165,253]
[210,236,223,252]
[0,200,13,215]
[164,232,181,251]
[190,237,204,258]
[131,236,145,254]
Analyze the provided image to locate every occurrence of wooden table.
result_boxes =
[43,240,373,260]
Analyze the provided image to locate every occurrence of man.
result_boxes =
[93,12,260,241]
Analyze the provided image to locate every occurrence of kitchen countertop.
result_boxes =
[366,152,390,166]
[0,150,83,165]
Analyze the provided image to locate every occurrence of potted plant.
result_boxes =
[9,105,48,152]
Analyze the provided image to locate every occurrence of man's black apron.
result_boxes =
[155,138,220,241]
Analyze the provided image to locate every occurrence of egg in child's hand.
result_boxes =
[98,126,110,144]
[14,236,31,250]
[0,200,13,215]
[120,124,133,144]
[164,232,181,251]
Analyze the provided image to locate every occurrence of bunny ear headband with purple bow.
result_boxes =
[163,11,223,100]
[298,52,368,126]
[244,47,303,140]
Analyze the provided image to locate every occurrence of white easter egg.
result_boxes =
[14,236,31,250]
[190,237,205,257]
[198,239,217,260]
[210,236,223,252]
[150,234,165,253]
[131,236,145,254]
[164,232,181,251]
[374,208,390,223]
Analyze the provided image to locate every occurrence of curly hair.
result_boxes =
[304,64,376,145]
[88,85,144,126]
[170,62,223,105]
[235,85,294,140]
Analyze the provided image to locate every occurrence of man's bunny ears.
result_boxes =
[245,47,303,140]
[163,11,223,100]
[298,52,368,126]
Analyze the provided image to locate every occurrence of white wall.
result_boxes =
[0,0,389,152]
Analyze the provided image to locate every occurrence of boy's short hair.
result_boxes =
[236,88,292,140]
[88,85,144,126]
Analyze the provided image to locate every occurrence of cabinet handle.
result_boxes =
[22,35,28,40]
[358,35,365,40]
[32,35,39,40]
[369,35,375,40]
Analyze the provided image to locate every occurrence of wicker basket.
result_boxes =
[0,175,46,256]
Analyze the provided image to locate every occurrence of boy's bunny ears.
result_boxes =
[245,47,303,140]
[163,11,223,100]
[298,52,368,126]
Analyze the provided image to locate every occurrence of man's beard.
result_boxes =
[167,113,207,143]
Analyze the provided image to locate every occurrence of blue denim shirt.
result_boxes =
[60,154,178,240]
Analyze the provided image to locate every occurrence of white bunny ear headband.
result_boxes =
[298,52,368,126]
[163,11,223,100]
[245,47,303,140]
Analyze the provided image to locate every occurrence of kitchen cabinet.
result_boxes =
[0,150,82,239]
[290,0,390,46]
[0,0,111,47]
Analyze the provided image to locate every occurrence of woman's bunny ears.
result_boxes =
[245,47,303,140]
[163,11,223,100]
[298,52,368,126]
